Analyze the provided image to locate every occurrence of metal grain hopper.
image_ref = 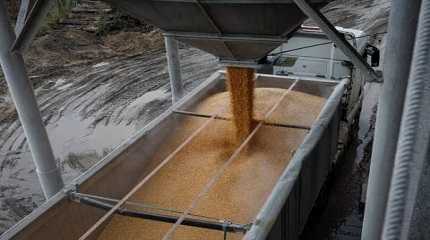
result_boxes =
[105,0,330,63]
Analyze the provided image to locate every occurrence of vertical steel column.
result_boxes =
[362,0,421,239]
[164,36,184,103]
[0,1,63,198]
[382,0,430,238]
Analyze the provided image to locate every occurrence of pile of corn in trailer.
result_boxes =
[1,71,346,240]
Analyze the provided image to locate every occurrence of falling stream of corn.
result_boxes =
[226,66,255,143]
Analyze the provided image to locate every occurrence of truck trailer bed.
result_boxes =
[0,72,346,240]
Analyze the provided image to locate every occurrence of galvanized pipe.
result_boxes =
[361,0,421,239]
[164,36,184,103]
[383,0,430,238]
[0,1,63,198]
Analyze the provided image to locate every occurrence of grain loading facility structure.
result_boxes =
[1,0,430,239]
[0,0,374,239]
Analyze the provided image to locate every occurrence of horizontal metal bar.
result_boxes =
[280,53,351,63]
[164,32,287,43]
[220,70,341,85]
[219,60,262,68]
[71,193,250,233]
[69,192,222,221]
[267,121,311,130]
[173,110,311,130]
[174,109,230,120]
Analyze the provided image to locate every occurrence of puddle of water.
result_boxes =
[47,111,135,160]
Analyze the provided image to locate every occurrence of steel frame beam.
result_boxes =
[0,1,63,198]
[70,192,250,234]
[164,32,287,43]
[12,0,54,53]
[292,0,381,82]
[15,0,36,34]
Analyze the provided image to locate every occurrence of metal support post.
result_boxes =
[361,0,422,239]
[383,0,430,238]
[327,42,335,79]
[12,0,54,52]
[164,36,184,103]
[293,0,381,82]
[0,1,63,198]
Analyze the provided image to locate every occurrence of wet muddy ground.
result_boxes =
[0,0,390,236]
